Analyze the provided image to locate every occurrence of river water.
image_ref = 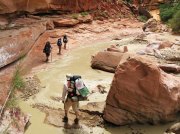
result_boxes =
[20,38,175,134]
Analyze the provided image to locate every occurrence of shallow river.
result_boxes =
[20,38,175,134]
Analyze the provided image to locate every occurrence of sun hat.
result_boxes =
[66,74,72,80]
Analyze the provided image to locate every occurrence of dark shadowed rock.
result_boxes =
[159,64,180,74]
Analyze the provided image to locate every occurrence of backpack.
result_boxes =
[57,39,62,46]
[63,37,68,43]
[67,75,89,101]
[43,43,51,53]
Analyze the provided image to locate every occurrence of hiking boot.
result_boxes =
[63,116,68,123]
[74,118,79,124]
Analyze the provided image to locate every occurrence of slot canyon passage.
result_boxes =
[0,0,180,134]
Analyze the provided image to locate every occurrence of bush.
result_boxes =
[170,10,180,33]
[80,12,89,17]
[5,69,25,108]
[6,97,18,108]
[12,69,25,90]
[138,15,148,22]
[160,3,180,22]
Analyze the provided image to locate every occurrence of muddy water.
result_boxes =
[20,38,174,134]
[20,40,115,134]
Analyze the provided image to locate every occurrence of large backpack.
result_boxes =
[57,39,62,46]
[63,37,68,43]
[67,75,89,101]
[43,43,51,53]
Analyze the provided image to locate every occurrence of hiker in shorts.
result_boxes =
[43,41,52,62]
[57,38,62,54]
[63,35,68,49]
[62,74,80,124]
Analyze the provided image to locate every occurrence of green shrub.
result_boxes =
[5,97,18,108]
[170,10,180,33]
[138,15,148,22]
[12,69,25,91]
[80,12,89,17]
[160,3,180,22]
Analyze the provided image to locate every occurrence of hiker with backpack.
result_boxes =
[63,35,68,49]
[57,38,62,54]
[43,41,52,62]
[62,74,89,124]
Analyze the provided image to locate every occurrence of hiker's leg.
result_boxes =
[64,98,71,122]
[64,43,66,49]
[59,46,62,54]
[45,53,48,62]
[72,101,79,124]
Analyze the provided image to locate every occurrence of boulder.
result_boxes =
[143,18,158,32]
[165,122,180,134]
[53,19,79,27]
[0,22,46,68]
[78,14,93,23]
[159,64,180,74]
[91,51,124,73]
[103,56,180,125]
[158,41,174,49]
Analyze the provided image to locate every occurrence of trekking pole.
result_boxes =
[51,49,52,62]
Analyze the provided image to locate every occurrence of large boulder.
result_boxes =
[0,22,46,68]
[0,0,101,14]
[143,18,158,32]
[103,56,180,125]
[91,51,124,73]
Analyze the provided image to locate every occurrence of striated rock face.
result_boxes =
[0,22,46,68]
[0,0,101,14]
[103,56,180,125]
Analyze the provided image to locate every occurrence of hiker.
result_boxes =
[57,38,62,54]
[62,74,80,124]
[43,41,52,62]
[63,35,68,49]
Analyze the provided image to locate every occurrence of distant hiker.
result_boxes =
[63,35,68,49]
[43,41,52,62]
[57,38,62,54]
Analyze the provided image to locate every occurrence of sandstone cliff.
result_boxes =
[0,0,101,14]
